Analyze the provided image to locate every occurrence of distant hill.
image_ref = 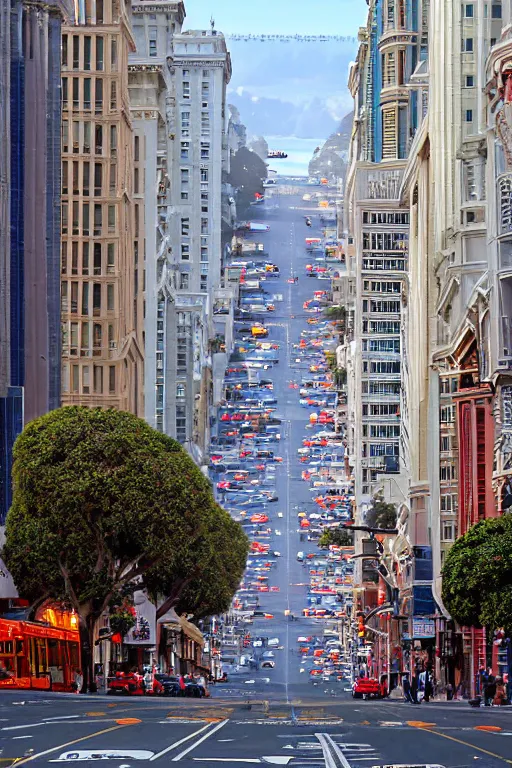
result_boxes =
[308,111,353,180]
[226,39,357,139]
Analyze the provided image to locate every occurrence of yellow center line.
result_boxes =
[423,727,512,765]
[10,724,128,766]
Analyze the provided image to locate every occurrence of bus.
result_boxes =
[0,618,80,692]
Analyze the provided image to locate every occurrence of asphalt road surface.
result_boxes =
[3,692,512,766]
[221,191,341,703]
[6,191,510,766]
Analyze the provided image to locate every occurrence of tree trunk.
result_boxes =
[78,612,98,693]
[78,617,91,694]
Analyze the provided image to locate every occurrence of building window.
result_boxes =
[200,273,208,292]
[82,78,90,110]
[94,78,103,113]
[83,161,90,195]
[62,34,68,67]
[465,3,474,16]
[201,168,209,183]
[441,522,456,542]
[82,242,89,274]
[181,191,188,200]
[201,142,210,159]
[82,282,89,315]
[107,243,115,274]
[441,494,457,514]
[465,109,473,122]
[200,246,208,261]
[107,284,114,311]
[180,272,189,290]
[182,81,190,99]
[72,35,80,69]
[149,26,157,56]
[181,141,189,159]
[176,383,185,398]
[83,365,90,394]
[96,36,104,70]
[110,81,117,110]
[94,242,102,276]
[465,75,474,87]
[109,365,116,393]
[202,69,209,77]
[111,37,117,70]
[93,203,102,235]
[181,244,190,261]
[492,3,502,17]
[94,365,103,394]
[110,124,117,157]
[93,283,101,316]
[108,205,115,233]
[94,162,102,196]
[181,217,189,236]
[95,124,103,154]
[462,38,473,52]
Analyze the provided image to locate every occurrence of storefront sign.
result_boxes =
[412,618,435,638]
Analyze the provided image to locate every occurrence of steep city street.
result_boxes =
[2,691,512,765]
[212,191,345,703]
[0,191,511,767]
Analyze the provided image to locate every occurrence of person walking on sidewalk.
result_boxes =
[484,668,497,706]
[402,673,415,703]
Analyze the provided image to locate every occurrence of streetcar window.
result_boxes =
[48,639,64,667]
[68,641,79,669]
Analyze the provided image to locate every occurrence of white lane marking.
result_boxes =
[2,722,47,731]
[171,719,229,762]
[193,761,260,764]
[148,722,213,762]
[43,716,80,721]
[315,733,351,768]
[12,736,33,740]
[50,750,154,762]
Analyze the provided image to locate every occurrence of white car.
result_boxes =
[268,638,280,647]
[253,639,264,648]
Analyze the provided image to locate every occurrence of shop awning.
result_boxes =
[179,616,205,648]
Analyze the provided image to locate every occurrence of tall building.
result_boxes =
[60,0,144,414]
[0,0,71,525]
[346,0,512,696]
[129,0,186,434]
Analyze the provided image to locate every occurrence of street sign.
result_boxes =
[412,618,435,638]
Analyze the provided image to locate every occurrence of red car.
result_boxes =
[352,677,381,699]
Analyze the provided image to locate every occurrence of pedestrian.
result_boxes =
[411,671,419,704]
[446,682,454,701]
[403,673,414,703]
[73,668,83,694]
[484,668,497,706]
[179,674,187,696]
[423,667,433,702]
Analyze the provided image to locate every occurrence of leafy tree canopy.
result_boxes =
[4,407,248,627]
[319,527,353,549]
[442,515,512,633]
[366,500,397,530]
[228,147,268,213]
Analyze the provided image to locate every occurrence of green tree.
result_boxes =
[323,305,346,324]
[442,516,512,633]
[228,146,268,213]
[366,500,397,530]
[4,407,248,690]
[319,527,353,549]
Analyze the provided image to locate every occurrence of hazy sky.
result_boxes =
[183,0,366,37]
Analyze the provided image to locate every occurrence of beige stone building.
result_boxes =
[61,0,144,414]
